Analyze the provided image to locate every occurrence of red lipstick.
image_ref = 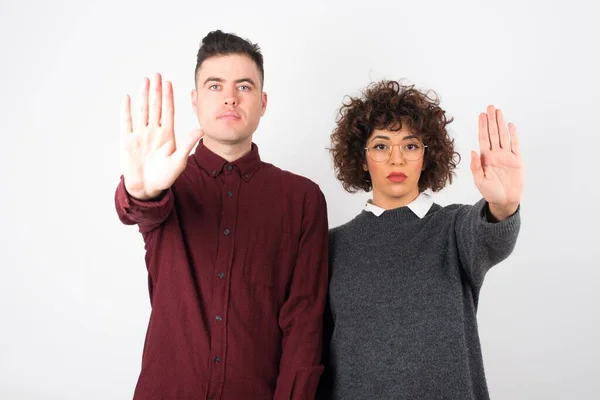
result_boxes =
[387,172,407,183]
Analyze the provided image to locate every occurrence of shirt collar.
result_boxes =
[193,139,262,181]
[364,191,434,218]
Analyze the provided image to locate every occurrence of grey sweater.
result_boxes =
[320,199,521,400]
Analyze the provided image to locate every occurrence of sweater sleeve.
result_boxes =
[454,198,521,292]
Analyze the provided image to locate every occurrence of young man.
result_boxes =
[115,30,328,400]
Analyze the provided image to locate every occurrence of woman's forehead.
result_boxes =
[369,127,420,141]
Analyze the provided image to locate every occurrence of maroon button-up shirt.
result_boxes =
[114,141,329,399]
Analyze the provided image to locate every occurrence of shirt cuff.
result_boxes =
[288,365,324,400]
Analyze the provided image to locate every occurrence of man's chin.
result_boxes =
[204,131,253,146]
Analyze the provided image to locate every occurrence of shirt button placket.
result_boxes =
[210,171,238,399]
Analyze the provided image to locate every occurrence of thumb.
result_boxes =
[176,128,204,160]
[188,128,205,149]
[470,150,484,182]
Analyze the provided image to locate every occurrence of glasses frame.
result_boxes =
[364,139,428,163]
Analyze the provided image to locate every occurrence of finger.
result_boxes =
[175,129,204,161]
[496,108,510,151]
[487,105,500,150]
[162,80,174,131]
[470,150,484,183]
[149,73,162,126]
[508,123,520,155]
[137,77,150,128]
[121,95,133,135]
[478,112,490,152]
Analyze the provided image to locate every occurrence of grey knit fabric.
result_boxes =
[322,198,521,400]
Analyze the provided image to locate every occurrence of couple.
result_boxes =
[114,30,523,400]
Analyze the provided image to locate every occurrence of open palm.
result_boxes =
[470,105,524,207]
[120,73,203,200]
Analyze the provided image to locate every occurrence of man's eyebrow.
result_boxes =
[234,78,256,86]
[203,77,224,86]
[202,77,257,86]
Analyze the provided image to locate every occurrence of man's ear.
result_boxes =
[191,89,198,117]
[260,91,268,116]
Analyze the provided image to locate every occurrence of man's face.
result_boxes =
[191,54,267,147]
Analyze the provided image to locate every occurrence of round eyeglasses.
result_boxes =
[364,139,427,162]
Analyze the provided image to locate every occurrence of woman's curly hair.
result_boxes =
[329,80,460,193]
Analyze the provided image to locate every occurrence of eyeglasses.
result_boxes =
[364,139,427,162]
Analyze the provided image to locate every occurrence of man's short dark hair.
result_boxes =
[195,30,264,88]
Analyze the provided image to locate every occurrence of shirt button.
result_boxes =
[244,173,249,178]
[216,316,223,322]
[214,356,221,363]
[227,164,233,171]
[227,191,232,197]
[223,229,230,236]
[218,272,225,279]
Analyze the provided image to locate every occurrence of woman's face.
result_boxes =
[364,126,426,209]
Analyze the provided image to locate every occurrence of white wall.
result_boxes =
[1,0,598,398]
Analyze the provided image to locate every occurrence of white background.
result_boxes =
[1,0,598,398]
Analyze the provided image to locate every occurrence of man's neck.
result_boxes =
[202,136,252,162]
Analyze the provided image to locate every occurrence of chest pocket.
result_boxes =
[244,227,292,288]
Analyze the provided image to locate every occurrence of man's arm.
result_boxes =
[114,175,174,233]
[115,72,202,232]
[274,186,329,400]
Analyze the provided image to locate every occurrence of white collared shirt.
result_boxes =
[364,191,434,219]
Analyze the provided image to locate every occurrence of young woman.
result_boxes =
[319,80,523,399]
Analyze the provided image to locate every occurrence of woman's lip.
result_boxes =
[387,173,407,182]
[387,172,407,178]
